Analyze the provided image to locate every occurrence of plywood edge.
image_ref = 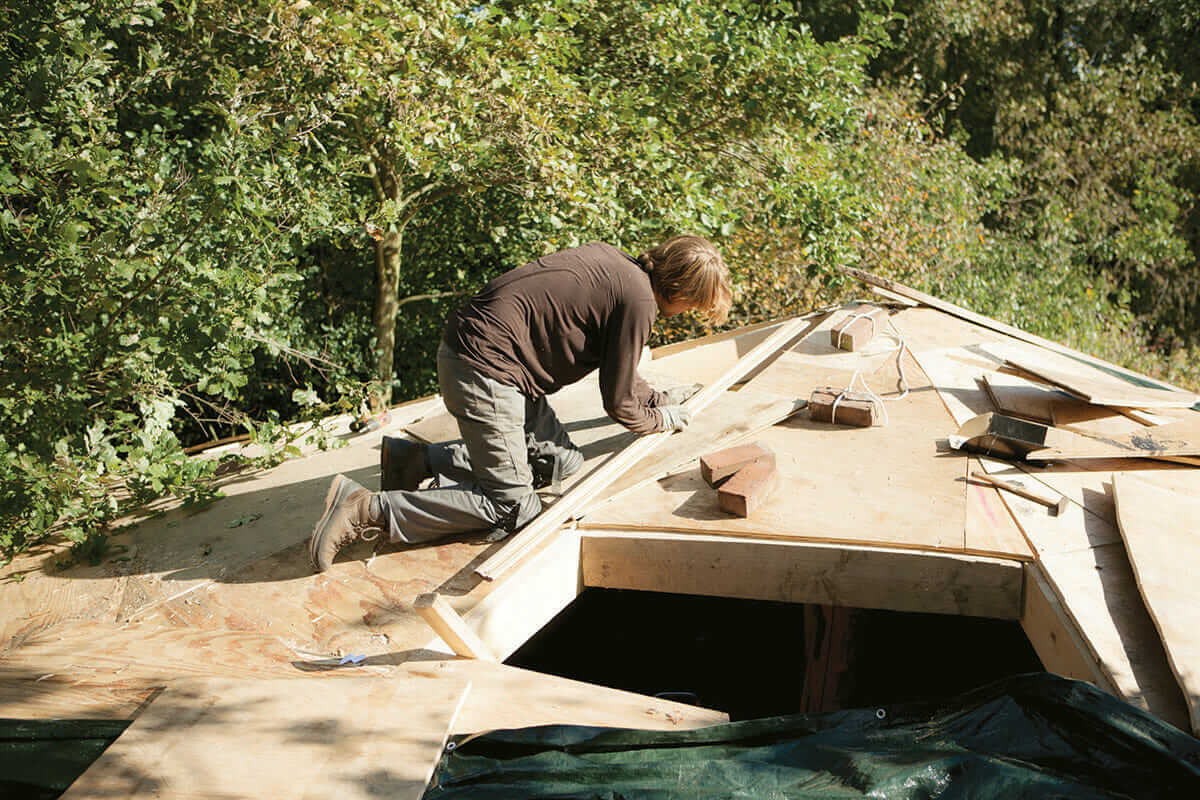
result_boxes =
[580,532,1023,619]
[575,521,1035,563]
[1020,562,1112,690]
[425,529,583,661]
[650,317,786,357]
[417,660,729,732]
[1112,472,1200,735]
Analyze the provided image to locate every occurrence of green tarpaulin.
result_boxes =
[0,718,128,800]
[425,674,1200,799]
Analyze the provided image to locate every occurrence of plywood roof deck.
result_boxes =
[3,291,1197,796]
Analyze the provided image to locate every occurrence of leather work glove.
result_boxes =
[661,382,703,405]
[658,404,692,432]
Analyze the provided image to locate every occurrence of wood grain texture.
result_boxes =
[415,593,497,661]
[1036,542,1190,730]
[581,346,975,557]
[580,533,1023,619]
[1029,412,1200,461]
[981,341,1200,409]
[1112,472,1200,735]
[964,459,1035,561]
[60,678,469,800]
[1020,563,1112,688]
[424,659,728,732]
[842,266,1198,395]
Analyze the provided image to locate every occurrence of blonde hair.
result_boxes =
[639,235,732,325]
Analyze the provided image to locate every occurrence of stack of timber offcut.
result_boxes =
[4,275,1199,798]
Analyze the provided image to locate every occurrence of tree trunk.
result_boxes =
[372,228,402,408]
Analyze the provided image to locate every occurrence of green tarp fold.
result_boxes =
[425,674,1200,799]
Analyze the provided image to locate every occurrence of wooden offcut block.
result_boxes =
[717,461,779,517]
[699,441,775,487]
[829,307,884,351]
[808,387,880,427]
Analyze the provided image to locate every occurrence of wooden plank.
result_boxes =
[970,470,1069,515]
[982,372,1108,425]
[429,529,583,662]
[1029,412,1200,461]
[415,593,497,661]
[475,314,825,581]
[840,266,1198,397]
[1021,563,1112,688]
[1036,542,1190,729]
[1112,472,1200,735]
[585,390,802,510]
[60,678,469,799]
[580,533,1023,619]
[981,341,1199,409]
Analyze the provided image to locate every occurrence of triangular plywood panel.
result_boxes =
[61,677,470,799]
[581,347,981,556]
[1113,472,1200,735]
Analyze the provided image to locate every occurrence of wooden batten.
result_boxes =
[580,532,1024,620]
[426,529,584,662]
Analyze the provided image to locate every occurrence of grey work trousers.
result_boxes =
[379,342,575,543]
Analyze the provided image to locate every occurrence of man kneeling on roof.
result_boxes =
[309,235,732,571]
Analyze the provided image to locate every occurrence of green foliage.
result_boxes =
[4,0,1197,562]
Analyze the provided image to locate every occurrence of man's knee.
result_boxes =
[527,441,584,489]
[484,491,543,543]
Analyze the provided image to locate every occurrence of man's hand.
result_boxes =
[661,382,703,405]
[658,404,692,432]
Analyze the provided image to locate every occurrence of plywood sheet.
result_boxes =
[61,677,468,799]
[983,372,1113,425]
[424,660,728,732]
[581,348,979,556]
[1113,472,1200,735]
[964,458,1034,560]
[1037,543,1190,730]
[981,341,1199,409]
[1031,412,1200,461]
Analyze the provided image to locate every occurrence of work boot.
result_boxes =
[529,444,584,490]
[309,474,386,572]
[380,436,430,492]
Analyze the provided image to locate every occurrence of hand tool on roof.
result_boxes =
[969,470,1069,516]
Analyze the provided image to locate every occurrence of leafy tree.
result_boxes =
[251,0,874,403]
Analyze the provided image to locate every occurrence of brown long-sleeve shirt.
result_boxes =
[442,242,667,434]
